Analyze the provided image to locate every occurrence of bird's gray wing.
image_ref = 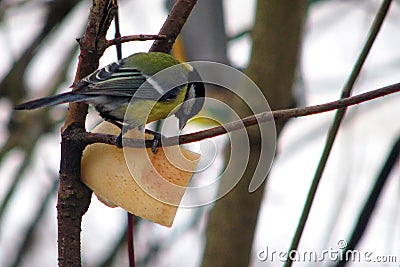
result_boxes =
[77,61,185,100]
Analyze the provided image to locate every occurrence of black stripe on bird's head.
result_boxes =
[175,67,205,130]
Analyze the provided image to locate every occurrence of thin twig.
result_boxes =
[127,213,135,267]
[284,1,393,266]
[82,81,400,147]
[106,34,167,48]
[113,3,122,59]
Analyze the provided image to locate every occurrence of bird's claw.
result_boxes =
[151,138,159,154]
[145,129,162,154]
[150,132,162,154]
[115,129,162,154]
[115,134,123,148]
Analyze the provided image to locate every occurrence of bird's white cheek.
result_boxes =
[183,85,196,115]
[146,77,164,94]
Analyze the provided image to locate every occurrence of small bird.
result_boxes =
[15,52,205,151]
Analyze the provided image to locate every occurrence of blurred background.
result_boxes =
[0,0,399,266]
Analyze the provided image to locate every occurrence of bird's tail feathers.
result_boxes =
[15,92,88,110]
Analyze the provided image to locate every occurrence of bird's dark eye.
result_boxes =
[160,86,184,101]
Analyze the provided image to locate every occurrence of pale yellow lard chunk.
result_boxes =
[81,122,200,227]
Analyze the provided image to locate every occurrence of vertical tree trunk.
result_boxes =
[202,1,306,266]
[57,1,117,266]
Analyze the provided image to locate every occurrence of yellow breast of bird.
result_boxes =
[122,86,188,125]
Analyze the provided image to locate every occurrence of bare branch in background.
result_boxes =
[0,0,81,103]
[336,135,400,267]
[285,1,393,265]
[10,178,59,267]
[149,0,198,53]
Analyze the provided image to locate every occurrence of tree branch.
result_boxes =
[57,1,117,266]
[149,0,198,53]
[285,1,393,265]
[106,34,167,48]
[57,1,199,266]
[82,82,400,147]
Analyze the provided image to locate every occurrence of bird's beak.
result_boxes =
[179,120,187,131]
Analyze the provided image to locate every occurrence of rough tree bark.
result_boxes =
[57,1,117,266]
[202,1,307,266]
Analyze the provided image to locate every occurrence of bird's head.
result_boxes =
[175,68,205,131]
